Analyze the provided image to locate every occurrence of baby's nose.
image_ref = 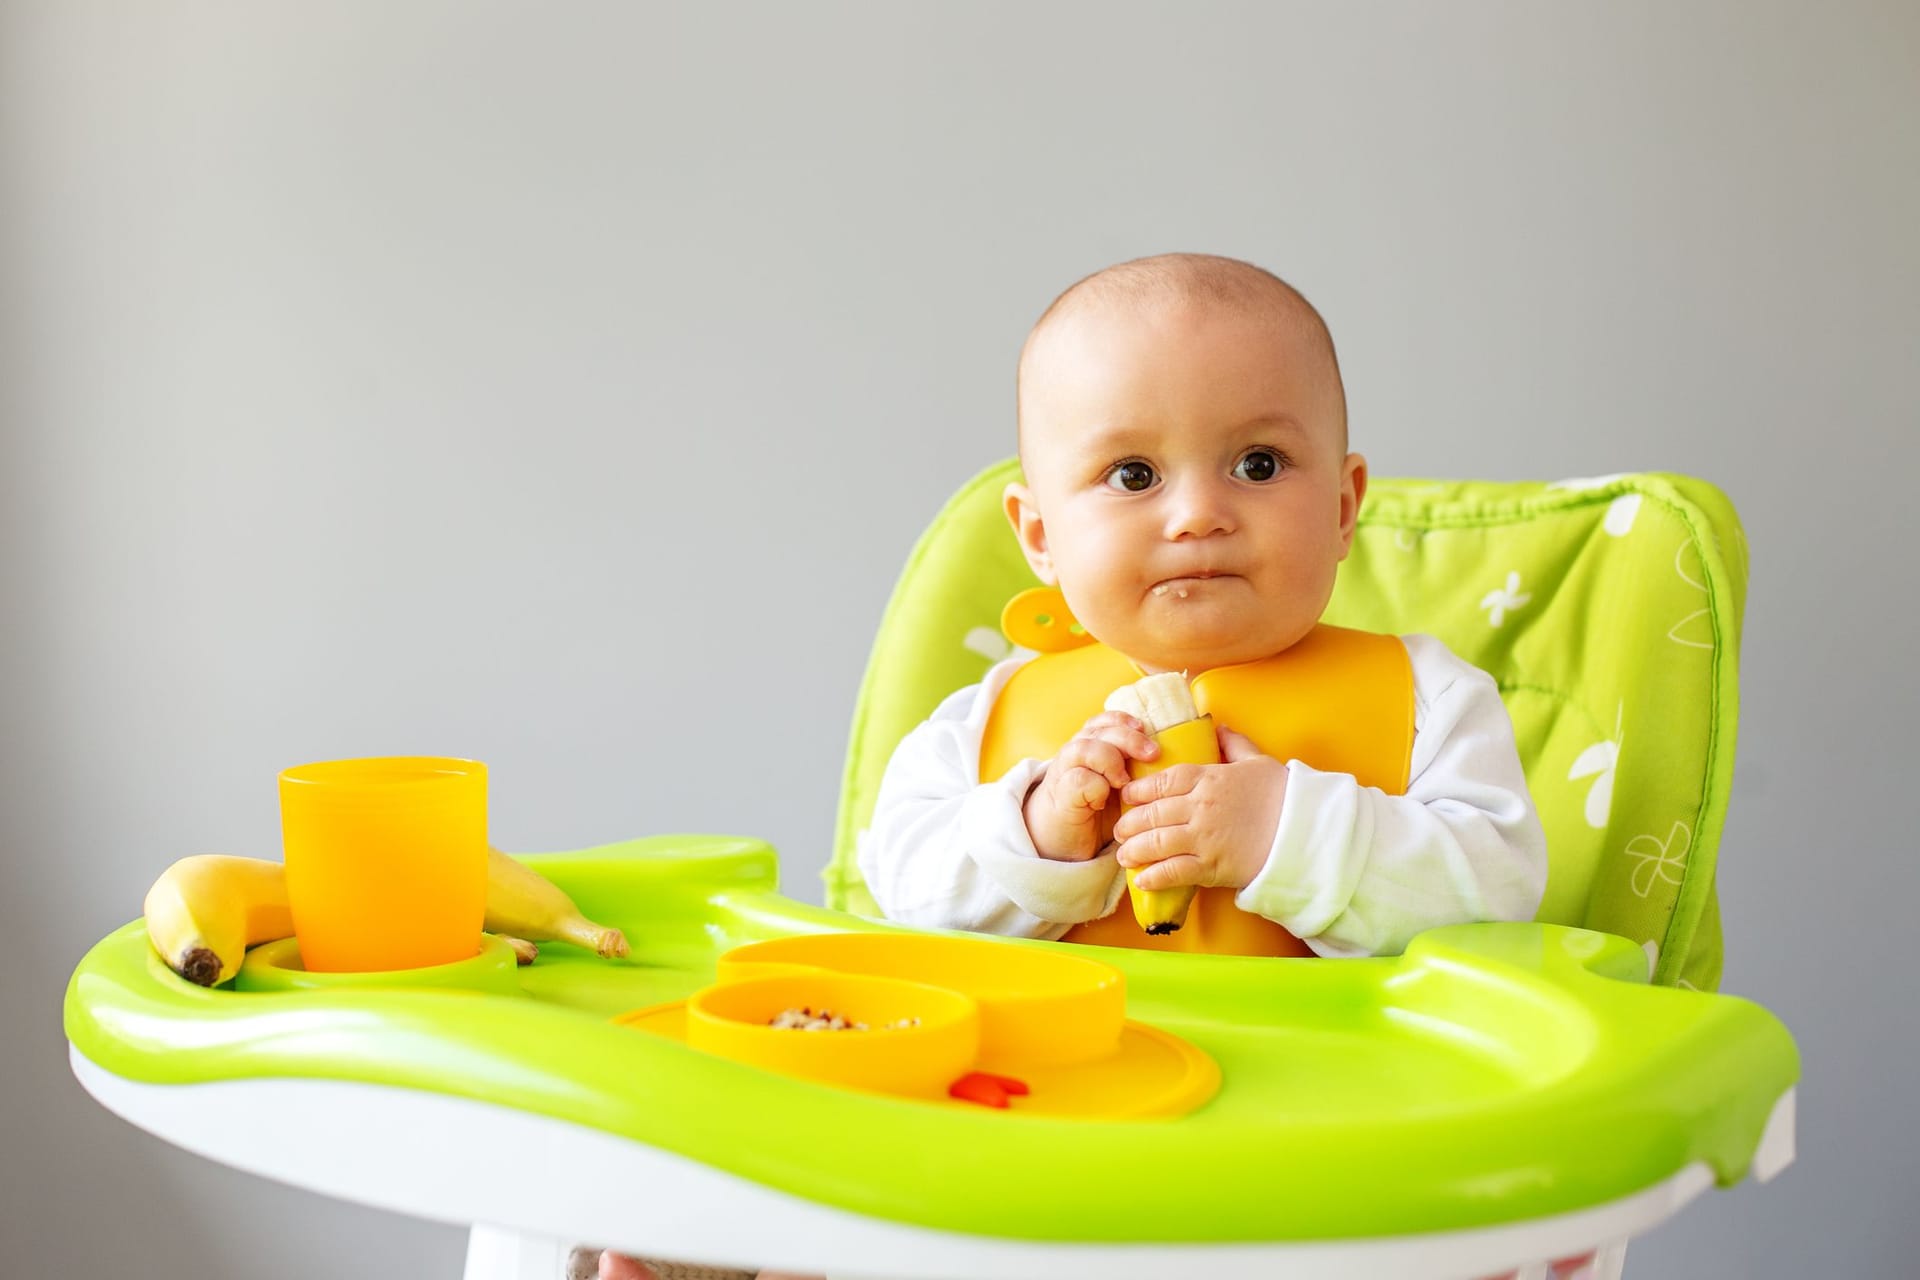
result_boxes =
[1163,480,1235,539]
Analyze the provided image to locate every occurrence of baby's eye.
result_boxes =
[1104,461,1158,493]
[1233,450,1284,483]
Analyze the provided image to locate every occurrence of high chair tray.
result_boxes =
[65,835,1797,1249]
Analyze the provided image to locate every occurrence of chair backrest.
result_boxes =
[828,463,1747,990]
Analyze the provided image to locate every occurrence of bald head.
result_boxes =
[1017,254,1347,454]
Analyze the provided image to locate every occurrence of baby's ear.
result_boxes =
[1337,454,1368,558]
[1003,482,1056,585]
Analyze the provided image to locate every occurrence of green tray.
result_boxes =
[64,835,1798,1242]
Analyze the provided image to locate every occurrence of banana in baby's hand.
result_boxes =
[1104,672,1218,935]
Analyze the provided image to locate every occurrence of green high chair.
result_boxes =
[64,466,1796,1280]
[820,462,1787,1277]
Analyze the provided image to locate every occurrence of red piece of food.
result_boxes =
[947,1071,1031,1108]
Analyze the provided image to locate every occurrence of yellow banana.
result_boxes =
[1105,673,1218,935]
[484,847,629,958]
[144,855,294,986]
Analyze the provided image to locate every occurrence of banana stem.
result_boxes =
[556,915,629,959]
[176,946,223,987]
[493,934,539,965]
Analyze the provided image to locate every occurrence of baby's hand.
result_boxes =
[1111,727,1286,892]
[1024,711,1160,862]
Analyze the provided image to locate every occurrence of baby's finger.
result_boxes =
[1112,794,1193,844]
[1080,709,1147,735]
[1114,823,1190,870]
[1052,764,1114,812]
[1130,853,1205,893]
[1079,712,1161,760]
[1218,726,1266,764]
[1076,717,1160,763]
[1120,763,1203,807]
[1057,736,1134,793]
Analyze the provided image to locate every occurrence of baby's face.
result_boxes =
[1008,298,1365,674]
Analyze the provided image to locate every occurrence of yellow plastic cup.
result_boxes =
[278,756,488,973]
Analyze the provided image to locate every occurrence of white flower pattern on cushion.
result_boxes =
[1626,820,1691,898]
[1569,705,1623,830]
[1668,542,1714,649]
[1604,493,1643,537]
[1480,571,1532,627]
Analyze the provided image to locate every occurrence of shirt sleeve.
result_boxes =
[855,656,1128,938]
[1235,633,1549,957]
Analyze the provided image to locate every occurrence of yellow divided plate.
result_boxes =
[616,932,1218,1119]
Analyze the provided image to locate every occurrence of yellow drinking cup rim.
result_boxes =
[279,756,487,806]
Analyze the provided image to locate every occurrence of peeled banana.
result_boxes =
[1104,672,1218,935]
[143,848,626,986]
[1103,671,1198,737]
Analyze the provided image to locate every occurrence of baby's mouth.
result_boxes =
[1150,572,1238,598]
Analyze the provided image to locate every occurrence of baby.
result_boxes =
[595,253,1547,1280]
[856,253,1547,957]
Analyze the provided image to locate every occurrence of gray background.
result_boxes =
[3,1,1914,1275]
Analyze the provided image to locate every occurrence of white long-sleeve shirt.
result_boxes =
[855,633,1547,957]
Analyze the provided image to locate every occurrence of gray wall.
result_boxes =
[4,2,1914,1274]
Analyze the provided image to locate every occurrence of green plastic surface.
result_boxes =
[830,467,1747,990]
[66,836,1797,1242]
